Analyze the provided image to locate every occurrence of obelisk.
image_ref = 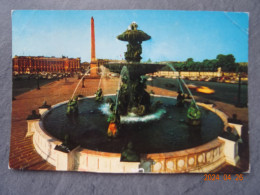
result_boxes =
[89,17,99,78]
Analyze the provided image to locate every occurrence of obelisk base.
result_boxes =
[89,62,100,79]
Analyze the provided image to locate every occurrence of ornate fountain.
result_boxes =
[27,22,241,173]
[105,22,163,116]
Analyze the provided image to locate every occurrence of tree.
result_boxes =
[202,59,211,71]
[216,54,236,72]
[186,58,194,64]
[185,58,194,71]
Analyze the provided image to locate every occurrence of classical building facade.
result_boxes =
[12,56,81,74]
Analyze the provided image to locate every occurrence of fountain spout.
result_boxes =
[165,63,199,110]
[70,67,100,100]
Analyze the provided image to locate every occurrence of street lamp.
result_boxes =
[36,68,40,90]
[82,77,85,88]
[236,73,242,107]
[65,72,67,82]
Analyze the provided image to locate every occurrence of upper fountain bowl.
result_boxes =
[117,30,151,43]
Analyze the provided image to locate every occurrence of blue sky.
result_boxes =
[12,10,249,62]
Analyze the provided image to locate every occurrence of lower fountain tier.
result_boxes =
[104,63,164,80]
[43,96,224,154]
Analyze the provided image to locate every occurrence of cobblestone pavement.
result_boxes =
[9,76,248,172]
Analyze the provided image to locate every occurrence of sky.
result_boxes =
[12,10,249,62]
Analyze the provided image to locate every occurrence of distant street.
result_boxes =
[13,78,59,97]
[147,77,248,106]
[13,76,248,106]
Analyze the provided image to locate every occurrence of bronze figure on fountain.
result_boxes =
[115,22,153,116]
[176,90,185,107]
[187,100,201,126]
[95,88,104,102]
[117,22,151,62]
[66,96,79,116]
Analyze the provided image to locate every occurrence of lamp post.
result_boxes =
[236,73,242,107]
[82,77,85,88]
[65,72,67,83]
[36,68,40,90]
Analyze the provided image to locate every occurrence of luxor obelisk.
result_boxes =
[89,17,99,78]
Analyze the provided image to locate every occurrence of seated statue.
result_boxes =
[39,101,51,109]
[117,83,129,115]
[107,111,120,137]
[95,88,103,102]
[27,110,41,120]
[176,91,185,107]
[66,96,79,115]
[221,126,239,141]
[187,100,201,125]
[121,142,140,162]
[107,122,118,137]
[105,98,116,112]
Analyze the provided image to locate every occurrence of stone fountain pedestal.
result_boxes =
[218,136,240,166]
[26,118,40,137]
[54,145,80,171]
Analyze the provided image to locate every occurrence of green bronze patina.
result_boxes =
[117,22,151,62]
[66,96,79,115]
[27,110,41,120]
[187,100,201,125]
[121,142,140,162]
[112,23,153,116]
[176,91,185,107]
[95,88,104,102]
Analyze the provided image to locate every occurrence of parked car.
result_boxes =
[187,84,198,89]
[189,77,198,81]
[196,86,215,94]
[47,74,53,80]
[199,76,207,81]
[230,80,238,84]
[52,73,58,79]
[41,72,48,79]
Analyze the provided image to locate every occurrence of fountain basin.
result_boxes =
[28,94,241,172]
[42,95,224,154]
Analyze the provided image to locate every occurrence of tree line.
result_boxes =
[160,54,248,73]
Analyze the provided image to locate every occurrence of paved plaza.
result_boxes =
[9,77,248,172]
